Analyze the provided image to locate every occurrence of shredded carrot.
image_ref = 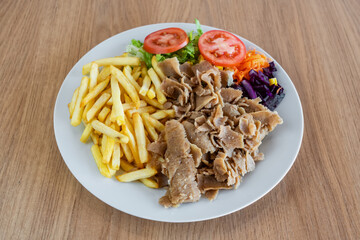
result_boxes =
[234,50,270,84]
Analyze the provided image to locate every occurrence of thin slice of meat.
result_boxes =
[147,141,167,156]
[217,125,244,150]
[220,88,243,103]
[213,152,228,182]
[238,113,256,136]
[180,62,195,78]
[158,57,183,78]
[182,121,217,154]
[222,103,241,121]
[195,94,216,111]
[163,121,190,179]
[160,120,201,207]
[192,60,213,75]
[200,68,221,92]
[220,70,234,87]
[239,98,267,112]
[197,174,233,192]
[250,110,283,131]
[160,78,189,106]
[155,173,169,188]
[164,156,200,207]
[190,143,202,167]
[210,104,227,128]
[173,104,191,121]
[204,190,219,201]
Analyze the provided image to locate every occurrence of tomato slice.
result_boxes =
[143,28,189,54]
[198,30,246,67]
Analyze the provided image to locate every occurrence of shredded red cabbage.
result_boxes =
[231,61,285,111]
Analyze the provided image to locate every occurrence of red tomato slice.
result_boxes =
[198,30,246,67]
[143,28,189,54]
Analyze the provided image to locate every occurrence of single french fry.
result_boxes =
[116,168,157,182]
[106,97,113,105]
[140,178,159,189]
[123,123,142,168]
[80,123,92,143]
[122,101,147,111]
[91,145,111,178]
[132,71,141,81]
[89,63,99,90]
[71,77,89,126]
[142,113,165,131]
[141,66,147,78]
[107,164,117,177]
[91,120,129,144]
[103,136,115,163]
[151,55,166,80]
[123,66,141,90]
[100,134,106,154]
[124,115,135,134]
[82,99,95,123]
[90,132,99,145]
[139,75,151,96]
[104,112,112,126]
[141,113,158,141]
[86,93,111,122]
[120,160,136,172]
[147,68,166,104]
[127,106,157,116]
[111,65,140,109]
[120,143,134,163]
[83,57,140,75]
[110,143,121,170]
[147,85,156,99]
[98,106,111,122]
[110,75,125,125]
[150,109,175,120]
[81,77,110,107]
[133,113,148,164]
[97,66,111,82]
[69,87,79,118]
[132,66,141,73]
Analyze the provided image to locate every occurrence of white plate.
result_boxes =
[54,23,304,222]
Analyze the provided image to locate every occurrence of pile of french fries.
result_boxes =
[68,54,174,189]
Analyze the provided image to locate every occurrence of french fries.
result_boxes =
[86,93,111,122]
[98,66,111,82]
[82,77,110,107]
[147,68,166,104]
[91,120,129,144]
[111,143,121,170]
[69,87,79,118]
[71,77,89,126]
[98,106,111,122]
[133,113,148,164]
[91,145,111,178]
[111,65,140,109]
[140,178,159,188]
[151,56,166,80]
[150,109,175,120]
[139,75,151,96]
[89,63,99,90]
[83,57,140,75]
[147,85,156,99]
[69,55,174,188]
[116,168,157,182]
[80,123,92,143]
[110,75,125,125]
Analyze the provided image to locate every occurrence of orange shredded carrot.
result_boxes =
[234,50,270,84]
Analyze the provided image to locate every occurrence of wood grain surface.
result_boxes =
[0,0,359,239]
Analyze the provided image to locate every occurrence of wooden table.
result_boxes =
[1,0,359,239]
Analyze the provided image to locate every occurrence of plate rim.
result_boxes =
[53,22,304,222]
